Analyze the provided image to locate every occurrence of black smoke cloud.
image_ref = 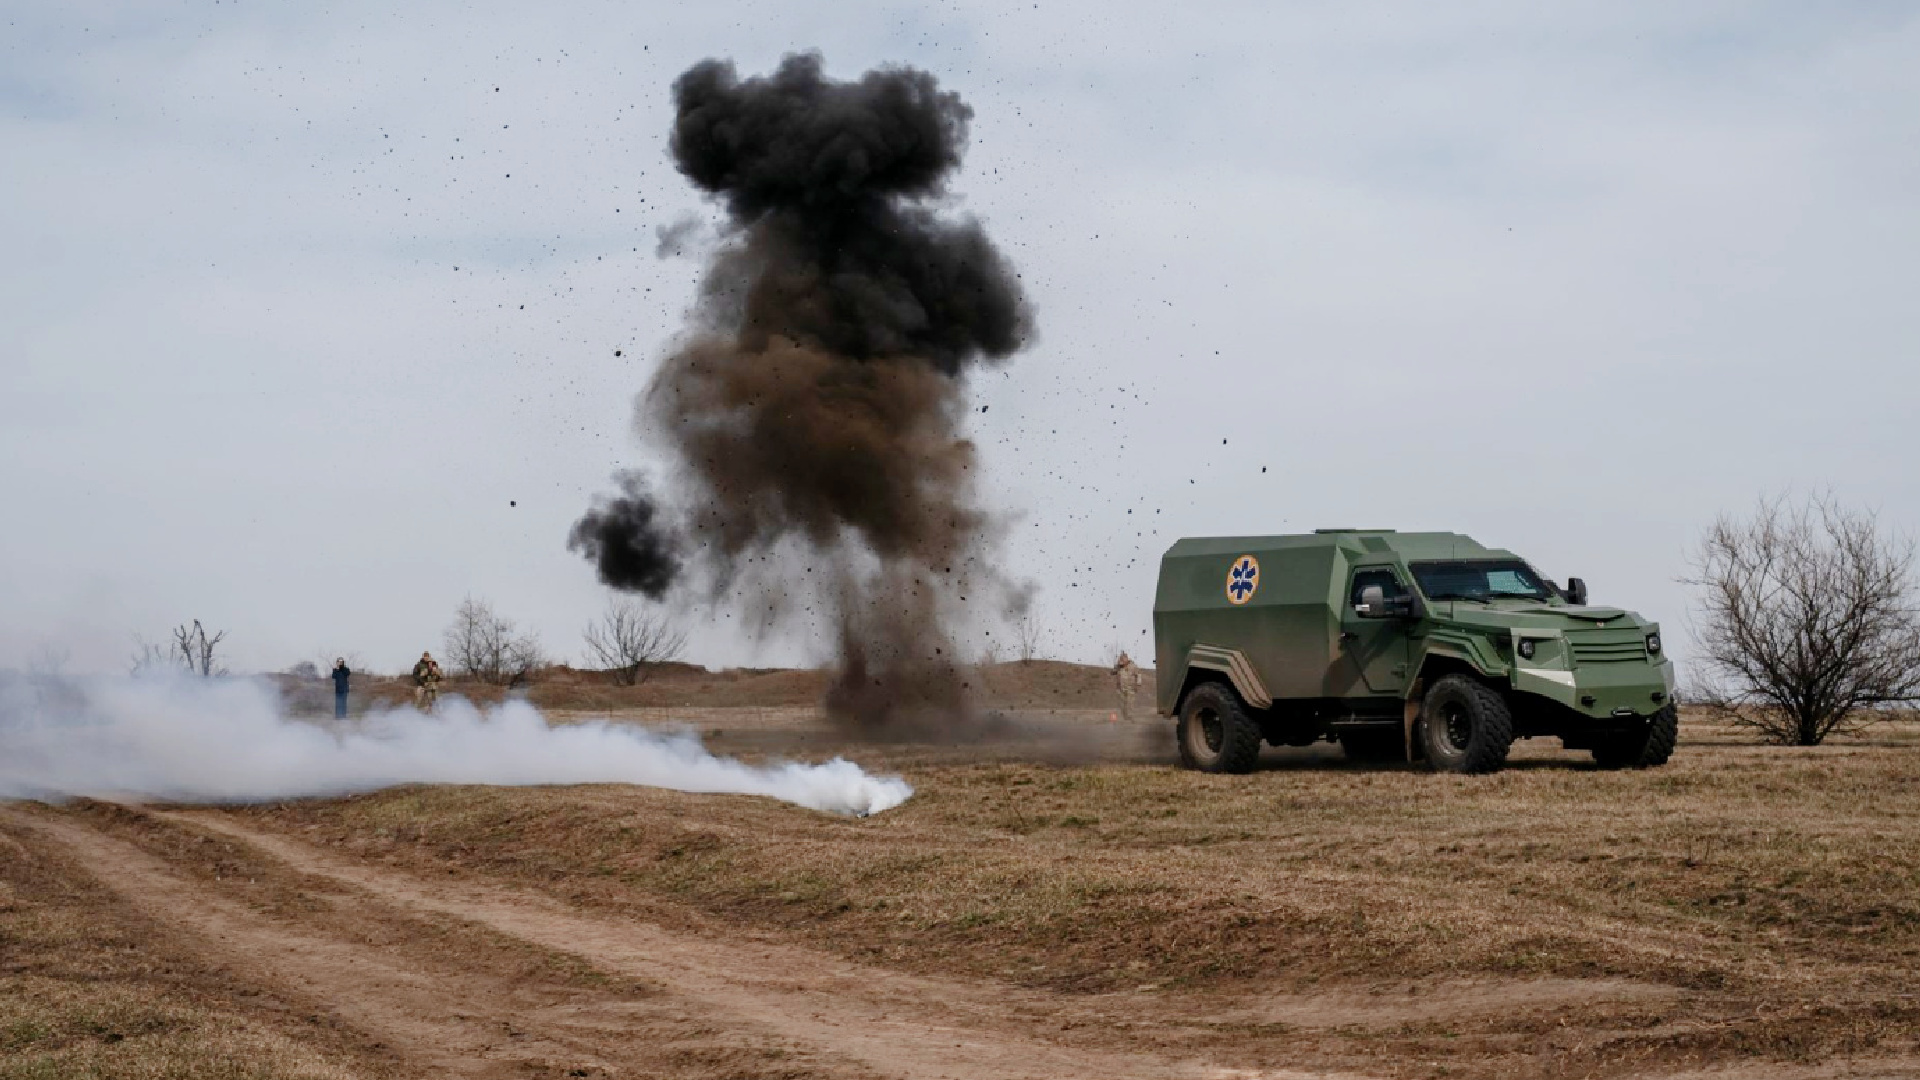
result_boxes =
[668,56,1026,372]
[568,472,679,600]
[575,53,1033,726]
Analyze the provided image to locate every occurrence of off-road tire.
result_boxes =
[1177,682,1262,774]
[1337,729,1404,763]
[1419,675,1514,774]
[1591,703,1679,769]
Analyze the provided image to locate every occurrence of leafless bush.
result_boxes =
[128,621,227,677]
[26,643,69,680]
[1013,613,1043,666]
[444,597,546,686]
[129,636,171,676]
[1688,494,1920,745]
[581,598,686,686]
[172,620,228,677]
[25,643,79,710]
[314,651,368,678]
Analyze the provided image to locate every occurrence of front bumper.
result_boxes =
[1511,655,1675,719]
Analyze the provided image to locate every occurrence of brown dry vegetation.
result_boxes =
[0,814,392,1080]
[236,710,1920,1077]
[279,658,1130,714]
[7,669,1920,1078]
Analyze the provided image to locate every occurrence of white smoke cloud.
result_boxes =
[0,673,912,816]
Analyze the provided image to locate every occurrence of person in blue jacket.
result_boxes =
[330,658,351,719]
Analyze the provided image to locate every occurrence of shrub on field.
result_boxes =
[1689,493,1920,745]
[581,598,686,686]
[444,597,546,687]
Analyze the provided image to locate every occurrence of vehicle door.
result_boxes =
[1339,565,1414,695]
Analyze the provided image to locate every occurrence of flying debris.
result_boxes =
[574,54,1035,728]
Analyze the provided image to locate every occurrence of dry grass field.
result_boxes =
[4,671,1918,1079]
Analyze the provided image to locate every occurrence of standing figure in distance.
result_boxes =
[1113,651,1142,722]
[330,657,351,719]
[412,651,443,711]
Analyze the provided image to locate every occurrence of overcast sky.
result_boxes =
[4,1,1916,677]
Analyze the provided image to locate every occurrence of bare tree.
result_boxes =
[444,597,499,680]
[581,598,686,686]
[26,643,69,680]
[314,650,368,678]
[125,622,226,677]
[1013,613,1043,666]
[1689,494,1920,745]
[444,597,546,686]
[129,635,171,676]
[170,620,228,677]
[26,642,78,710]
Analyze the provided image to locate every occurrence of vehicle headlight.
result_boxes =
[1646,632,1662,655]
[1517,639,1537,660]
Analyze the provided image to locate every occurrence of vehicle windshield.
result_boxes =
[1409,560,1554,602]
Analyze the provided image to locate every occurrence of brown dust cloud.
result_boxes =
[570,53,1035,729]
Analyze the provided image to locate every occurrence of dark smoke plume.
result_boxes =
[576,53,1032,727]
[568,472,680,600]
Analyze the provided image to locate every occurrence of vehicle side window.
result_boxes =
[1349,569,1408,609]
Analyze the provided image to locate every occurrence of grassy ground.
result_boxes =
[281,658,1133,715]
[0,818,387,1080]
[9,689,1920,1078]
[228,712,1920,1075]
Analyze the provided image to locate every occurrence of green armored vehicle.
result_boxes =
[1153,530,1677,774]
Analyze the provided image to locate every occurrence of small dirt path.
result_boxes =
[165,809,1248,1080]
[12,802,1821,1080]
[22,802,1352,1079]
[10,809,650,1078]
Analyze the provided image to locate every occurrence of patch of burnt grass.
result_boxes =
[234,725,1920,1003]
[0,811,388,1080]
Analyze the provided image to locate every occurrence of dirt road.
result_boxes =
[6,803,1378,1080]
[9,782,1918,1080]
[168,809,1230,1079]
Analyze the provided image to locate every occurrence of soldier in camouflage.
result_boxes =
[1113,651,1142,721]
[412,651,443,711]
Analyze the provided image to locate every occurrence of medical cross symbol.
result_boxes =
[1226,556,1259,605]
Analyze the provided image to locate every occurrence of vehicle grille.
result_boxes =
[1569,635,1648,664]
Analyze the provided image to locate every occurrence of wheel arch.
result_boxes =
[1174,645,1271,716]
[1414,649,1498,688]
[1404,647,1509,761]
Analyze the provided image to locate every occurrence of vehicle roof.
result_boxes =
[1163,531,1519,562]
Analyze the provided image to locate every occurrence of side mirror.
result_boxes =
[1358,585,1386,616]
[1358,585,1414,619]
[1565,577,1588,606]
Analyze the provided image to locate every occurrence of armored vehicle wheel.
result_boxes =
[1177,682,1262,774]
[1591,703,1679,769]
[1337,729,1404,763]
[1419,676,1514,774]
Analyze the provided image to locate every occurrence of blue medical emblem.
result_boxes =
[1226,555,1260,605]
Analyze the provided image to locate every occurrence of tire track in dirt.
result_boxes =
[21,801,1827,1080]
[12,809,582,1078]
[6,806,874,1080]
[167,808,1344,1080]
